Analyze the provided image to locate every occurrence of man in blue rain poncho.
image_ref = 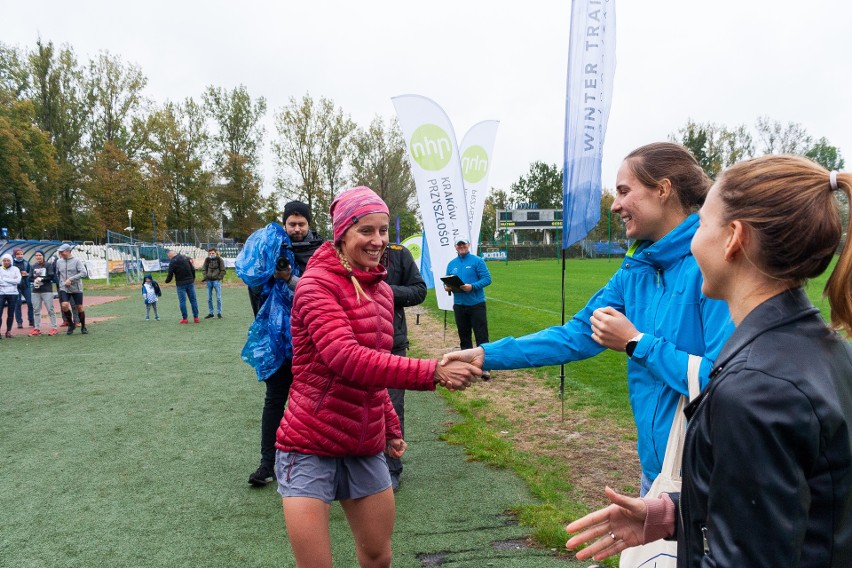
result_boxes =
[237,201,324,486]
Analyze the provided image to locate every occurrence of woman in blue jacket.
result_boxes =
[566,155,852,567]
[443,142,734,494]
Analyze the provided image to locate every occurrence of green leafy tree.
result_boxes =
[144,99,214,241]
[0,99,59,237]
[481,187,510,245]
[805,137,845,171]
[673,117,845,181]
[395,209,420,243]
[220,152,262,241]
[350,115,415,243]
[27,39,89,238]
[755,116,812,156]
[0,43,30,98]
[508,162,562,242]
[673,119,754,179]
[586,189,618,243]
[273,94,355,236]
[85,51,148,158]
[203,85,266,241]
[259,194,280,225]
[510,161,562,209]
[84,141,144,236]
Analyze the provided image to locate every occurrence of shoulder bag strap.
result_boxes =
[658,354,704,481]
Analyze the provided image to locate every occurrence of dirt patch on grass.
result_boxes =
[7,295,126,336]
[407,307,641,511]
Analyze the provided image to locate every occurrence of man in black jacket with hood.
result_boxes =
[382,242,426,491]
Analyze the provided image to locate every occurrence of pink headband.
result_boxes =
[330,186,390,243]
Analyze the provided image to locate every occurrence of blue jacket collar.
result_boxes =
[625,214,698,270]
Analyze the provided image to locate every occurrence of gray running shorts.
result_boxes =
[275,450,391,503]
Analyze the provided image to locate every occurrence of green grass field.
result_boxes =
[0,260,838,567]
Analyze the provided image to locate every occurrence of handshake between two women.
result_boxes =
[434,347,486,391]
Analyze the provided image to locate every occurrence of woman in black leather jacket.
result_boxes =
[566,155,852,567]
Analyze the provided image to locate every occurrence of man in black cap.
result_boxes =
[247,200,324,486]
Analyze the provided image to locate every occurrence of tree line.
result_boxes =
[2,38,844,247]
[0,39,417,243]
[479,118,845,245]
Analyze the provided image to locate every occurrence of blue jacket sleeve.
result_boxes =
[470,257,491,291]
[630,295,733,395]
[482,271,625,370]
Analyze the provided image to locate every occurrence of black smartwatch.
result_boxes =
[625,333,644,358]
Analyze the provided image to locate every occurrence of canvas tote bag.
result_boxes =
[619,355,701,568]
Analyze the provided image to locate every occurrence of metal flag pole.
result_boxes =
[443,310,447,344]
[560,248,567,420]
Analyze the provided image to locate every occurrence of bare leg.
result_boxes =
[282,497,332,568]
[340,488,395,568]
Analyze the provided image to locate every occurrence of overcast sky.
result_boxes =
[3,0,851,200]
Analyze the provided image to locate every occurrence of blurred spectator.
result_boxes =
[0,253,21,338]
[12,248,33,328]
[28,250,58,336]
[56,243,88,335]
[202,247,226,319]
[165,250,199,324]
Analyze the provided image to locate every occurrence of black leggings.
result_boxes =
[0,294,17,332]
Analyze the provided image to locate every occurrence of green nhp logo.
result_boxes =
[461,145,489,183]
[410,124,453,171]
[400,233,423,263]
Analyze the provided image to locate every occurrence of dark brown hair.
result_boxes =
[716,155,852,335]
[624,142,712,212]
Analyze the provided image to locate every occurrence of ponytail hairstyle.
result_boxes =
[624,142,712,212]
[335,245,371,304]
[715,155,852,336]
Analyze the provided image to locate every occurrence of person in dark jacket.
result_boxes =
[201,247,226,319]
[12,248,34,328]
[566,156,852,567]
[381,243,426,491]
[28,250,58,335]
[164,250,198,324]
[246,200,324,487]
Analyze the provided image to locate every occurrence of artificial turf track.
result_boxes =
[1,285,585,567]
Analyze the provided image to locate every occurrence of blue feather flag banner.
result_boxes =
[562,0,616,249]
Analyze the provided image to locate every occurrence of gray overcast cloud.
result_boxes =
[3,0,850,198]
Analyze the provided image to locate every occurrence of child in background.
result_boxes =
[142,274,161,320]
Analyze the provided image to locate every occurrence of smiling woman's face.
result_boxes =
[341,213,390,271]
[610,160,670,242]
